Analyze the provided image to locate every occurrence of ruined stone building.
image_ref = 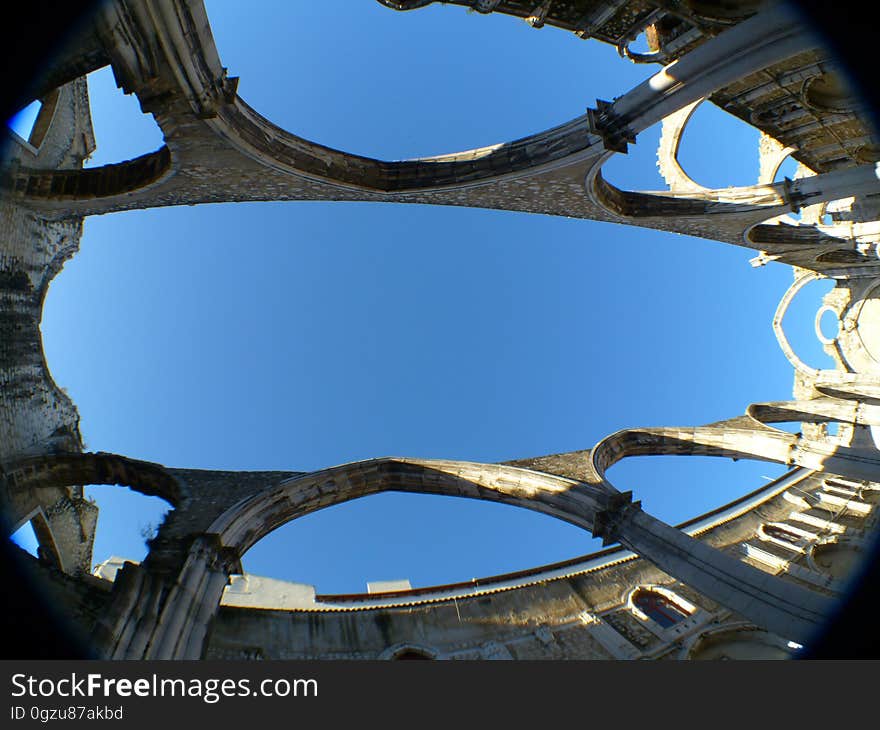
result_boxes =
[2,0,880,659]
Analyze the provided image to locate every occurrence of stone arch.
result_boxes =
[757,522,809,553]
[816,304,841,346]
[10,146,171,201]
[213,95,598,193]
[772,272,834,377]
[238,488,594,595]
[12,88,61,151]
[379,642,441,660]
[656,99,708,193]
[9,506,64,569]
[587,425,785,485]
[668,99,763,190]
[587,157,876,224]
[807,537,865,582]
[801,70,859,115]
[759,138,799,187]
[593,415,880,489]
[744,223,862,270]
[846,279,880,368]
[579,426,835,643]
[626,585,696,629]
[2,452,183,507]
[2,453,180,577]
[682,622,792,660]
[207,458,612,559]
[375,1,435,12]
[585,165,716,220]
[97,458,613,659]
[746,400,855,433]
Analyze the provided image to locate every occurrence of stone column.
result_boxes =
[95,535,234,659]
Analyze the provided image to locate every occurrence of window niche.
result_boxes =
[629,586,695,629]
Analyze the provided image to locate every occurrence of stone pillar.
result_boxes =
[95,535,234,659]
[43,495,98,574]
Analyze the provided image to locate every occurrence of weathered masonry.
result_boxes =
[3,0,880,659]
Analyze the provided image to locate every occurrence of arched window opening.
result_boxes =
[632,588,692,628]
[606,455,789,528]
[824,477,862,491]
[10,69,169,203]
[85,485,172,570]
[83,66,165,169]
[810,542,863,581]
[7,100,42,142]
[803,71,858,114]
[761,523,803,547]
[817,307,840,343]
[379,643,440,660]
[9,512,63,567]
[825,477,880,504]
[776,277,838,371]
[822,479,859,497]
[677,102,761,188]
[240,492,597,596]
[627,28,654,56]
[601,124,666,191]
[393,649,434,660]
[687,626,792,660]
[773,155,800,184]
[10,519,40,557]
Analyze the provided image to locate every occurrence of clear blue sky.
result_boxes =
[13,2,834,593]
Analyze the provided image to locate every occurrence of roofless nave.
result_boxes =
[3,0,880,659]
